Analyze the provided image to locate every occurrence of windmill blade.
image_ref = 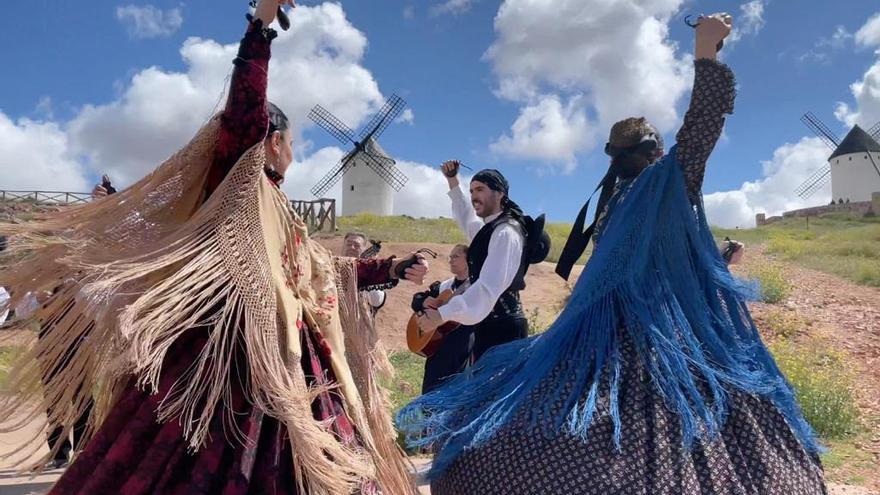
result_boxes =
[866,146,880,179]
[868,121,880,141]
[794,164,831,199]
[308,105,357,145]
[801,112,840,151]
[358,94,407,141]
[311,152,357,197]
[361,151,408,192]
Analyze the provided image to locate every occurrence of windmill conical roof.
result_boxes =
[829,124,880,160]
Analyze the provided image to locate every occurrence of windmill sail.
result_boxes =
[801,112,840,150]
[794,165,831,199]
[307,93,410,201]
[308,105,357,145]
[311,151,358,197]
[359,94,407,141]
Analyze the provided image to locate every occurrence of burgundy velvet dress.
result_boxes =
[49,20,395,495]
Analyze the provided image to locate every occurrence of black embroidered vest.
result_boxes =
[467,212,527,317]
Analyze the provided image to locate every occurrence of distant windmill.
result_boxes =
[308,94,409,216]
[795,111,880,201]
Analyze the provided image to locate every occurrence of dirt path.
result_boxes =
[733,247,880,491]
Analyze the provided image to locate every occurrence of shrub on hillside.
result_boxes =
[758,310,806,340]
[748,263,792,303]
[770,341,860,439]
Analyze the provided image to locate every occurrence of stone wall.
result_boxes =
[756,198,875,226]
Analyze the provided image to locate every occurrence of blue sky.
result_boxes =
[2,0,880,228]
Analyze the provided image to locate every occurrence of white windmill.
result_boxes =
[308,95,409,216]
[795,112,880,202]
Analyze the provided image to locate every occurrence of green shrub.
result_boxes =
[770,341,860,439]
[383,351,425,414]
[757,310,806,340]
[747,263,792,303]
[0,346,25,392]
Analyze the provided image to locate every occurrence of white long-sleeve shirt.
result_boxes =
[438,187,524,326]
[0,286,9,324]
[364,289,386,309]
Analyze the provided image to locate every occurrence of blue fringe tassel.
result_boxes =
[397,147,820,480]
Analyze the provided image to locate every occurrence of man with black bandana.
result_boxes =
[417,164,531,361]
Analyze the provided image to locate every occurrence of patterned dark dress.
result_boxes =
[49,19,397,495]
[430,60,827,495]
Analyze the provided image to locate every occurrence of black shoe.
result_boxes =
[45,459,68,470]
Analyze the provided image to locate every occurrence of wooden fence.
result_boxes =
[290,198,337,233]
[0,191,338,233]
[0,190,92,205]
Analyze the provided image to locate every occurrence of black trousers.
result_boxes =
[47,399,93,461]
[472,312,528,363]
[422,325,474,394]
[39,319,94,462]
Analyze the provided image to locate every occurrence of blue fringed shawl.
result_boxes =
[396,147,820,479]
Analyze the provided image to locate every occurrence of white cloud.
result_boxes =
[395,108,415,125]
[834,61,880,130]
[430,0,477,17]
[855,12,880,48]
[798,25,853,64]
[824,25,855,50]
[282,146,346,201]
[485,0,692,168]
[489,94,594,170]
[403,6,416,20]
[834,13,880,129]
[116,5,183,39]
[35,96,55,120]
[70,3,383,187]
[0,112,91,192]
[703,137,831,228]
[728,0,766,45]
[392,160,464,218]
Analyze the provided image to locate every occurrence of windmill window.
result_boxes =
[351,186,355,191]
[849,157,852,161]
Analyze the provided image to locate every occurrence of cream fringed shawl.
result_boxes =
[0,116,415,494]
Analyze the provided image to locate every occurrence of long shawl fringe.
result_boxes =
[0,117,414,494]
[397,146,820,479]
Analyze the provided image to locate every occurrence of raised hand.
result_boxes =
[254,0,296,28]
[441,159,462,189]
[91,184,108,199]
[695,13,733,60]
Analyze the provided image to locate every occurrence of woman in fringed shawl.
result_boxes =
[398,13,827,495]
[0,1,423,493]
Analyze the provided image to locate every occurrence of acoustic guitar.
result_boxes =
[406,289,461,358]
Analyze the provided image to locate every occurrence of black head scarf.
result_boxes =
[555,118,663,280]
[472,169,524,218]
[471,169,549,264]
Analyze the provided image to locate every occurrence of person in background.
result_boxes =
[416,244,474,394]
[342,232,387,315]
[90,175,117,198]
